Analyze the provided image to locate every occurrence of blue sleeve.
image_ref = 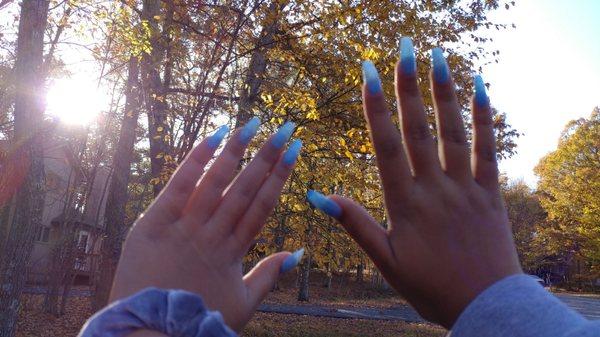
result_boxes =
[451,274,600,337]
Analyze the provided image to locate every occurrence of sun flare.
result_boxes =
[46,77,106,125]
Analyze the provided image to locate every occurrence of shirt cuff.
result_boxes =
[450,274,587,337]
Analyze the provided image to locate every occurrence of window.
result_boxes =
[77,230,90,253]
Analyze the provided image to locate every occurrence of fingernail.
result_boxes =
[282,139,302,166]
[207,125,229,149]
[280,248,305,274]
[474,74,490,107]
[271,121,296,149]
[400,37,416,75]
[361,61,382,94]
[239,117,261,144]
[431,47,450,83]
[306,190,342,218]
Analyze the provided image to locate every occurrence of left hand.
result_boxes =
[109,119,303,332]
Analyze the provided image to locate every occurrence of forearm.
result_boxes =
[451,274,599,337]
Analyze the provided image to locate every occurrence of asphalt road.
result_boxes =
[259,292,600,322]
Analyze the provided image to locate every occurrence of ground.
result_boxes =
[16,272,600,336]
[16,271,445,336]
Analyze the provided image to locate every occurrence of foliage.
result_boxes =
[535,108,600,276]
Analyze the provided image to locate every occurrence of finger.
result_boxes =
[307,191,395,270]
[470,75,499,190]
[361,61,412,221]
[207,122,295,236]
[396,37,442,177]
[233,140,301,249]
[430,48,471,179]
[244,251,296,308]
[182,117,261,225]
[146,126,228,224]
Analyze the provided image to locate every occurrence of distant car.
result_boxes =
[528,275,547,287]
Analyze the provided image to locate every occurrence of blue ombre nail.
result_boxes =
[280,248,305,274]
[361,61,382,94]
[282,139,302,166]
[474,75,490,107]
[306,190,342,218]
[400,37,416,75]
[207,125,229,149]
[271,121,295,149]
[431,48,450,83]
[239,117,260,144]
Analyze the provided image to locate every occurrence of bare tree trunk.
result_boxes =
[140,0,171,196]
[0,1,49,335]
[235,1,287,127]
[297,251,311,302]
[93,58,140,311]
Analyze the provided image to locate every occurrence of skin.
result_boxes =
[328,61,523,328]
[110,52,522,335]
[110,126,299,335]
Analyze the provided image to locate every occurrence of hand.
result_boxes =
[109,118,304,332]
[306,38,522,328]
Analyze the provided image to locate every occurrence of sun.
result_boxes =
[46,76,107,125]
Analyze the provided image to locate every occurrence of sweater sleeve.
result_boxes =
[450,274,600,337]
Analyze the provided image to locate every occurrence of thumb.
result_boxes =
[321,193,394,269]
[243,249,304,308]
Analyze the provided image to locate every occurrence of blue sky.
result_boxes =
[484,0,600,185]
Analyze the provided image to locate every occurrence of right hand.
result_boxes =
[307,38,522,328]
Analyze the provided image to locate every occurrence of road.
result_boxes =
[259,292,600,322]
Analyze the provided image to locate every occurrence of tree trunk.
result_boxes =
[141,0,171,196]
[356,262,364,283]
[93,58,140,311]
[235,1,287,127]
[0,1,49,335]
[297,252,311,302]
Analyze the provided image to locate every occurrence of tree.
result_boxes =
[0,0,50,335]
[535,108,600,279]
[500,178,546,271]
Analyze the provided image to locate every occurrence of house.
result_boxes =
[0,131,111,284]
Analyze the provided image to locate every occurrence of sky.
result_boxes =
[483,0,600,185]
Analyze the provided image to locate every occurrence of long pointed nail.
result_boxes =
[207,125,229,149]
[271,121,295,149]
[282,139,302,166]
[280,248,305,274]
[306,190,342,218]
[400,37,416,75]
[239,117,261,144]
[431,47,450,83]
[474,75,489,107]
[362,61,382,94]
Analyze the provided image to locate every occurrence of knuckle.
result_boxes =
[406,124,431,141]
[442,128,468,145]
[376,139,403,158]
[478,148,497,163]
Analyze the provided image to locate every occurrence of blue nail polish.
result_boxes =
[474,75,490,107]
[271,121,296,149]
[431,48,450,83]
[361,61,382,94]
[282,139,302,166]
[280,248,305,274]
[306,190,342,218]
[207,125,229,149]
[400,37,416,75]
[239,117,260,144]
